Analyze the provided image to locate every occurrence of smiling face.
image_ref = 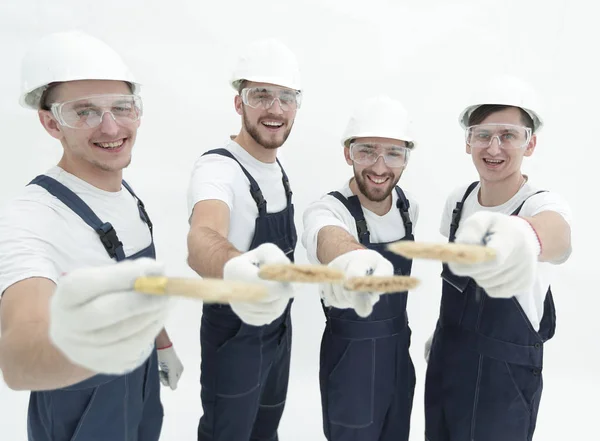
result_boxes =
[466,106,536,183]
[345,136,408,202]
[39,80,140,174]
[235,81,298,149]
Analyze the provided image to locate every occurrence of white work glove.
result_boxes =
[224,243,294,326]
[49,258,171,375]
[157,345,184,390]
[448,212,541,299]
[424,333,434,363]
[322,249,394,317]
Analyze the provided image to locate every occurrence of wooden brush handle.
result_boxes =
[258,264,421,294]
[134,277,268,303]
[344,275,420,293]
[258,264,344,283]
[387,241,496,264]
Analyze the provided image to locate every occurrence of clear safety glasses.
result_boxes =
[241,86,302,111]
[349,142,410,168]
[50,94,143,129]
[465,123,532,149]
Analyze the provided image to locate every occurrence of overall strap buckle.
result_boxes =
[97,222,124,259]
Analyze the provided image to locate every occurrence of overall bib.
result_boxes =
[197,149,297,441]
[320,187,416,441]
[26,175,163,441]
[425,181,556,441]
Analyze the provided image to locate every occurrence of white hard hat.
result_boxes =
[458,74,543,132]
[20,30,140,109]
[341,95,415,148]
[230,38,301,92]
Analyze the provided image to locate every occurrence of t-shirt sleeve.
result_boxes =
[186,154,241,221]
[301,195,354,264]
[0,201,60,297]
[521,191,574,264]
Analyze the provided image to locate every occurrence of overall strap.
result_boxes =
[121,180,153,237]
[449,181,479,242]
[28,175,126,260]
[510,190,547,216]
[394,186,413,236]
[203,148,267,215]
[276,158,293,205]
[328,191,370,245]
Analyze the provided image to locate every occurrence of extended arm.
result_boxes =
[0,278,94,391]
[187,200,241,278]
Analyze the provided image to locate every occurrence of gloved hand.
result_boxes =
[449,212,541,298]
[49,258,171,375]
[157,344,184,390]
[424,333,434,363]
[322,249,394,317]
[224,243,294,326]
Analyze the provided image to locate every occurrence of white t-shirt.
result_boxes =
[440,180,573,332]
[187,140,288,252]
[302,178,419,264]
[0,166,153,296]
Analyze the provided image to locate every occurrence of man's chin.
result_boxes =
[257,133,287,150]
[365,190,390,202]
[92,157,132,173]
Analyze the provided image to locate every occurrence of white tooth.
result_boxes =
[98,140,124,148]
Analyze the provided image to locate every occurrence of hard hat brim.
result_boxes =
[458,104,543,133]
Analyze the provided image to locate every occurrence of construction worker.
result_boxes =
[424,75,573,441]
[302,95,418,441]
[0,30,182,441]
[186,38,302,441]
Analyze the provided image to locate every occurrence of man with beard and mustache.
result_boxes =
[186,38,302,441]
[301,95,419,441]
[0,31,182,441]
[424,75,572,441]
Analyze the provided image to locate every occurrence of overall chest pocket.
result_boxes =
[440,265,474,326]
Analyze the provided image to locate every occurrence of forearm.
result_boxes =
[187,226,241,278]
[521,211,571,263]
[0,325,94,391]
[316,226,365,264]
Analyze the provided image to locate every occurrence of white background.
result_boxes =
[0,1,597,440]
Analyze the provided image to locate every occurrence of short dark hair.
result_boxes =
[468,104,534,131]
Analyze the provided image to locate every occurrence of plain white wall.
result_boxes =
[0,1,597,440]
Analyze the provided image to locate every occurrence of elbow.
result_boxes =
[186,242,202,275]
[0,353,26,391]
[186,238,200,273]
[186,231,198,271]
[186,252,196,271]
[1,368,28,391]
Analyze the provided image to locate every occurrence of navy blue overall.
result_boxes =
[319,186,416,441]
[26,175,163,441]
[197,148,297,441]
[425,182,557,441]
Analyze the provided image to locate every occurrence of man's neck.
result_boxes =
[233,131,277,163]
[57,156,123,192]
[349,178,393,216]
[479,172,526,207]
